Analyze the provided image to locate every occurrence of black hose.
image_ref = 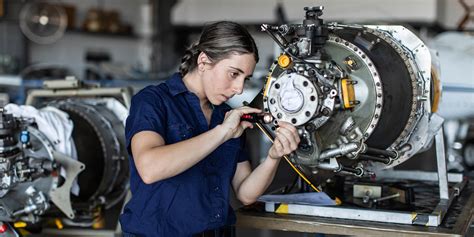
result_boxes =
[341,166,363,176]
[366,147,397,158]
[359,154,391,164]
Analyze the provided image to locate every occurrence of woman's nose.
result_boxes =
[233,81,244,95]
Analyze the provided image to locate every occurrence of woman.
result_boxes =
[120,21,300,237]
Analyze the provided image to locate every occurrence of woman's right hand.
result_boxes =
[267,121,300,159]
[220,106,261,140]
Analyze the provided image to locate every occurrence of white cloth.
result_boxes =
[4,104,80,195]
[103,98,128,126]
[82,98,129,126]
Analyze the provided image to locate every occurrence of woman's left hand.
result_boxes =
[268,121,300,159]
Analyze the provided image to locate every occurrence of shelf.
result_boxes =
[65,28,139,39]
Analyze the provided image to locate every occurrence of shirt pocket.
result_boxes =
[166,123,194,144]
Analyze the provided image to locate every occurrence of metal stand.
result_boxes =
[262,128,467,227]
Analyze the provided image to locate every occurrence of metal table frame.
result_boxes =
[236,129,473,235]
[236,195,473,237]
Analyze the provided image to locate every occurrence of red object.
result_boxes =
[241,113,273,124]
[241,114,253,120]
[0,223,8,233]
[240,113,259,123]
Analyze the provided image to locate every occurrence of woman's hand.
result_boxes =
[268,121,300,159]
[220,106,261,140]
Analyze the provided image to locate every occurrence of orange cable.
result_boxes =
[255,123,321,192]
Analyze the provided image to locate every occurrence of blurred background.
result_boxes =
[0,0,472,103]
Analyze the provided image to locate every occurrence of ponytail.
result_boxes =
[179,42,200,76]
[179,21,259,77]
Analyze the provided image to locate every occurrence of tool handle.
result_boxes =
[240,113,273,124]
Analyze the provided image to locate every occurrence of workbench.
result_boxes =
[236,178,474,236]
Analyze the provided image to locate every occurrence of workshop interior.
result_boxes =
[0,0,473,236]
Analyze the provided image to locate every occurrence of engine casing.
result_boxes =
[261,6,442,178]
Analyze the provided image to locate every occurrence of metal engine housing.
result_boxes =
[261,6,442,178]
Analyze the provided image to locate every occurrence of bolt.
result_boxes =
[321,107,330,116]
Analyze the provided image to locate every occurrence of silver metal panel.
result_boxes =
[49,151,85,219]
[375,171,463,183]
[265,202,440,226]
[353,184,382,198]
[25,87,132,109]
[435,128,449,200]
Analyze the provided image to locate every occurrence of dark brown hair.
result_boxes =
[179,21,259,76]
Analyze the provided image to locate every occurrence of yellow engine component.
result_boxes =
[431,66,442,113]
[13,222,27,228]
[263,74,272,97]
[341,78,357,109]
[54,218,64,230]
[277,54,292,69]
[92,207,105,229]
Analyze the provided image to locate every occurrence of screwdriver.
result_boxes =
[240,113,274,124]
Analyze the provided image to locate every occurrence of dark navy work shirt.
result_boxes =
[119,73,248,236]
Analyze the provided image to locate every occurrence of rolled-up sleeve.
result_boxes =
[125,88,166,155]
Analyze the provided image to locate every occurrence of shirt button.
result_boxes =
[215,213,221,219]
[214,186,219,191]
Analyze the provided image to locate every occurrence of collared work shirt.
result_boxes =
[119,73,248,236]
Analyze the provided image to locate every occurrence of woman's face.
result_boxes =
[202,53,256,105]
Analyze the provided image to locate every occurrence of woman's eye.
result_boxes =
[230,72,239,78]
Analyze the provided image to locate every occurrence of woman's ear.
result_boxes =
[197,52,211,71]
